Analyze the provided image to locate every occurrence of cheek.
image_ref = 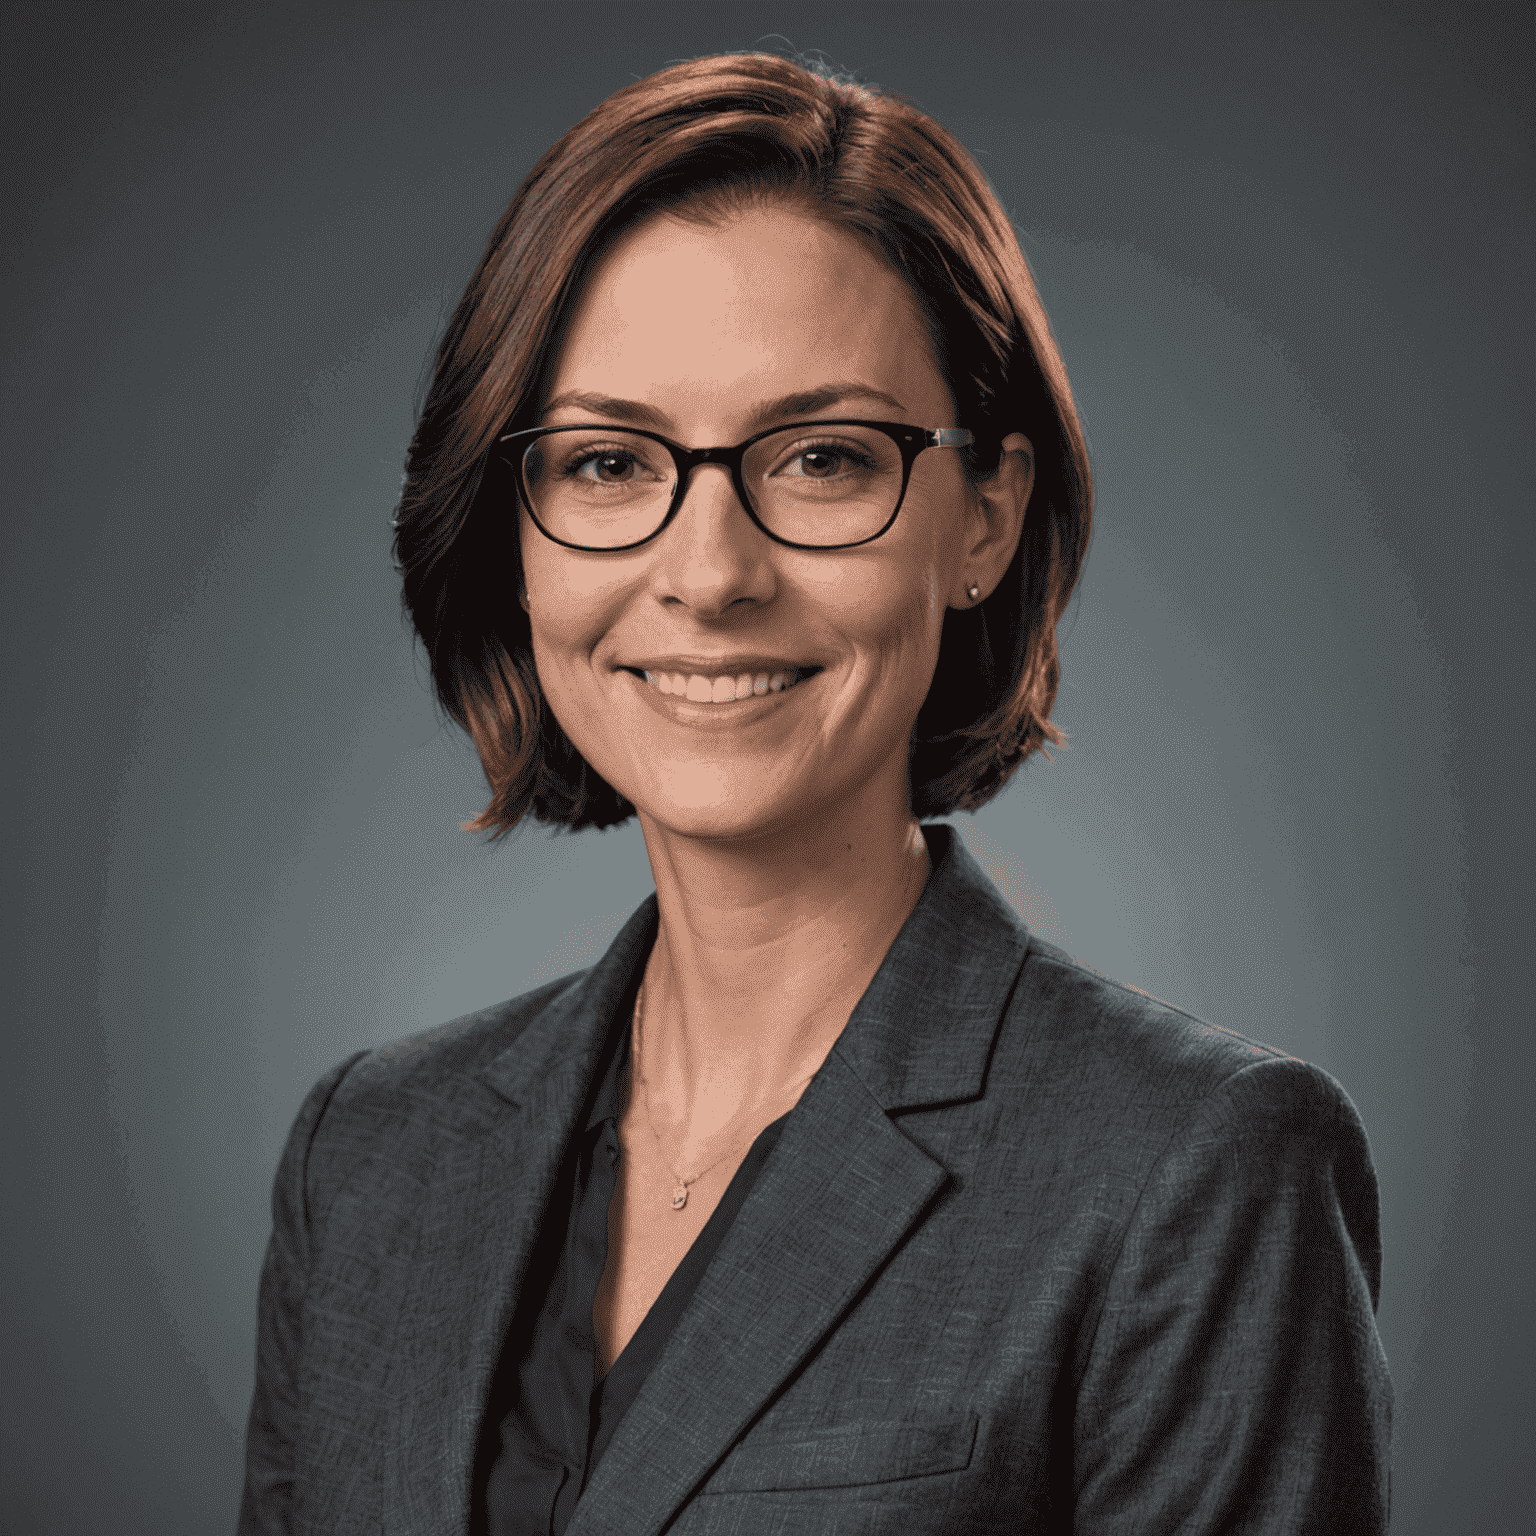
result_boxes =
[886,515,953,643]
[521,521,620,656]
[845,521,957,714]
[523,599,620,782]
[832,557,947,696]
[520,567,619,728]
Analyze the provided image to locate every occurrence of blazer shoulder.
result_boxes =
[286,970,584,1165]
[1018,935,1294,1078]
[330,968,588,1105]
[1004,939,1378,1270]
[274,969,591,1231]
[1006,937,1367,1144]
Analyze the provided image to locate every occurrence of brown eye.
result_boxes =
[573,450,639,483]
[774,440,878,481]
[796,449,842,478]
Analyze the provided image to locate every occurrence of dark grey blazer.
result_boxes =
[239,825,1391,1534]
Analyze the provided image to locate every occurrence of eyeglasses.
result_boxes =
[496,419,976,552]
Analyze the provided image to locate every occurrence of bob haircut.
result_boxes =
[394,52,1092,836]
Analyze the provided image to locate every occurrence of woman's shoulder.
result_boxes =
[1008,937,1384,1316]
[344,969,588,1090]
[1007,935,1366,1149]
[267,970,589,1222]
[281,970,591,1171]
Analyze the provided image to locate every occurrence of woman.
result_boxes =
[239,52,1391,1535]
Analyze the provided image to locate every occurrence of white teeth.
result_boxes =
[638,668,807,703]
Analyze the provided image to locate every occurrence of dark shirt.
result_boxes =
[475,982,791,1536]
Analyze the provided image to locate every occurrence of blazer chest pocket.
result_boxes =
[702,1412,978,1495]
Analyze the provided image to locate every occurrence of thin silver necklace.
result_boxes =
[631,980,817,1211]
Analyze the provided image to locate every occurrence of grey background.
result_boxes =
[2,2,1530,1531]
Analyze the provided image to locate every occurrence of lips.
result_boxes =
[620,653,820,676]
[621,662,822,704]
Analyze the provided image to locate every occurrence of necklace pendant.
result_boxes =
[671,1183,688,1211]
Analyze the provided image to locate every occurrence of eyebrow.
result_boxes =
[539,382,909,432]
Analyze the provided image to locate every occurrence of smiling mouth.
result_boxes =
[622,665,822,704]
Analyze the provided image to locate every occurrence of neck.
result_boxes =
[632,785,932,1125]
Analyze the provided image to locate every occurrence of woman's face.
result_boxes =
[520,202,1030,846]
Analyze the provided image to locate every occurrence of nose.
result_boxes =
[652,462,775,616]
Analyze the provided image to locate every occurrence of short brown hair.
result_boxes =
[394,52,1092,836]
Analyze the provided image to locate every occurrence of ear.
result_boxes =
[953,432,1033,607]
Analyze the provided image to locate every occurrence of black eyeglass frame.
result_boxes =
[495,419,978,552]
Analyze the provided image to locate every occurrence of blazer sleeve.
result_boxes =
[1070,1055,1392,1535]
[237,1052,366,1536]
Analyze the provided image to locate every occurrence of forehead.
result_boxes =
[544,204,951,424]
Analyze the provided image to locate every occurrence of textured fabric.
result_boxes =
[478,1002,790,1534]
[237,823,1392,1535]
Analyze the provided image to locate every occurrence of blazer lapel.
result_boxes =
[567,826,1031,1536]
[382,899,660,1533]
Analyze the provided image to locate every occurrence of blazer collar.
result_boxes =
[476,820,1029,1119]
[563,823,1034,1536]
[384,823,1031,1535]
[381,903,656,1533]
[475,892,658,1115]
[829,822,1033,1110]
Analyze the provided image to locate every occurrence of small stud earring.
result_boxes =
[966,583,981,602]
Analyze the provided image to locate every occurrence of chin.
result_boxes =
[626,766,825,846]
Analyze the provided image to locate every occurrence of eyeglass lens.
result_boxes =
[521,425,906,549]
